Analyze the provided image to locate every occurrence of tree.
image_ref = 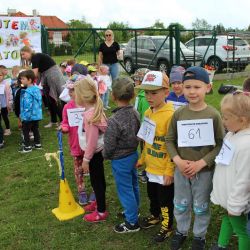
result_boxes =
[67,18,93,54]
[192,18,212,30]
[144,19,167,35]
[215,24,226,35]
[106,21,132,43]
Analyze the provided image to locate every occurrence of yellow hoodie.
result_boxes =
[138,102,175,177]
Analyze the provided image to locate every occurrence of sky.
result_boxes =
[1,0,250,29]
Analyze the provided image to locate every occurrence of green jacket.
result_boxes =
[136,90,150,121]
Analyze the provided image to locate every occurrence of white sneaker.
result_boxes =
[4,129,11,136]
[44,122,58,128]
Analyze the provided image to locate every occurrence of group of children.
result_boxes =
[58,63,249,250]
[1,60,249,250]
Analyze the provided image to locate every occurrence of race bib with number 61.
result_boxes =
[177,119,215,147]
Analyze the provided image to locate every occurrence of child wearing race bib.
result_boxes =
[210,91,250,250]
[165,66,224,250]
[61,75,95,206]
[166,66,188,110]
[136,71,175,243]
[103,77,141,233]
[74,76,108,223]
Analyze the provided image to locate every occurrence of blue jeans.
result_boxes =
[106,63,119,80]
[112,151,140,224]
[174,168,213,238]
[101,89,110,108]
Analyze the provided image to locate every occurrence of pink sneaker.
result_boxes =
[84,201,97,212]
[84,210,108,223]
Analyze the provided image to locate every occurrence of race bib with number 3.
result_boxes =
[67,108,84,127]
[215,139,235,166]
[137,117,156,145]
[177,119,215,147]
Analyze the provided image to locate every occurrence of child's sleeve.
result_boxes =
[61,106,69,133]
[103,118,119,159]
[137,143,146,166]
[227,150,250,216]
[165,113,179,159]
[202,112,224,167]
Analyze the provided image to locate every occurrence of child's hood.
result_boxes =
[84,108,107,133]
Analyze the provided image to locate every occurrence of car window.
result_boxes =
[143,39,155,50]
[228,38,248,46]
[128,39,135,48]
[154,39,170,49]
[186,40,194,47]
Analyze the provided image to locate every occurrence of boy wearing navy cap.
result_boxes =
[166,66,224,250]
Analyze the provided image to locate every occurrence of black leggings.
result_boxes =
[1,107,10,129]
[147,181,174,229]
[22,121,40,147]
[89,151,106,213]
[0,113,3,143]
[47,96,63,123]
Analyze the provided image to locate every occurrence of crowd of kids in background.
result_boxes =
[0,57,249,250]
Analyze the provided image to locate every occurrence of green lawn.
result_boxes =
[0,78,244,250]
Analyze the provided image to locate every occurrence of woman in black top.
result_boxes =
[20,46,65,128]
[98,30,121,80]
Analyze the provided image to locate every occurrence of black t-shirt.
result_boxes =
[31,53,56,73]
[99,42,120,64]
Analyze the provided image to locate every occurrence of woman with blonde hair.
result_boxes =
[74,76,108,222]
[20,46,65,129]
[98,29,121,80]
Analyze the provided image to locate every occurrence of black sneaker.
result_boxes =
[113,221,140,233]
[18,146,32,153]
[210,244,229,250]
[140,214,160,229]
[33,144,42,150]
[171,232,187,250]
[154,227,173,242]
[192,237,206,250]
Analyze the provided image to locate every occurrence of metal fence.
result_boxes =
[41,25,250,74]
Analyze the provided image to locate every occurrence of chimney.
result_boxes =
[7,8,16,16]
[32,9,38,16]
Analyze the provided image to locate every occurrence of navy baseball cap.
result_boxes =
[71,63,88,76]
[183,66,210,84]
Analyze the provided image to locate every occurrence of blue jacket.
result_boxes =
[20,85,42,121]
[166,91,188,103]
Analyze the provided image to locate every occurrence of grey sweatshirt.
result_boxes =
[103,105,140,160]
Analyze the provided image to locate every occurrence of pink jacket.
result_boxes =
[0,80,11,108]
[83,107,107,161]
[61,100,83,157]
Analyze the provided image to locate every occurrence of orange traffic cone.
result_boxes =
[52,179,84,221]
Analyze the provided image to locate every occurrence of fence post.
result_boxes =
[169,26,174,67]
[193,30,196,66]
[175,25,180,65]
[41,25,49,54]
[135,30,138,69]
[93,29,97,62]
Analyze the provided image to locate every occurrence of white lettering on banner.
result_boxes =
[137,117,156,145]
[67,108,84,127]
[0,84,5,95]
[215,139,235,166]
[177,119,215,147]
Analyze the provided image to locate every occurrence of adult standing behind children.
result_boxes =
[98,30,121,80]
[166,66,224,250]
[19,70,42,153]
[20,46,65,129]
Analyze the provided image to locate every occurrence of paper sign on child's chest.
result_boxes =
[215,139,235,166]
[137,117,156,145]
[67,108,84,127]
[0,84,5,95]
[177,119,215,147]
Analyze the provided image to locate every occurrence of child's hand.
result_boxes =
[135,162,142,168]
[163,175,174,186]
[61,126,69,133]
[173,156,190,176]
[82,161,89,174]
[184,159,206,178]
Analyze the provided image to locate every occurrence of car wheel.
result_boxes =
[124,58,134,74]
[157,60,169,73]
[207,57,223,72]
